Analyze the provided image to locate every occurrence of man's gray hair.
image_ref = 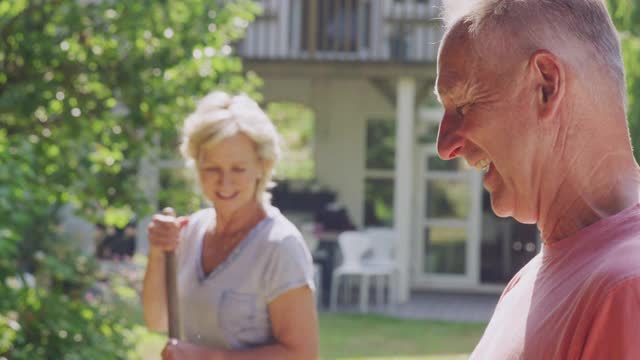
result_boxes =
[442,0,625,100]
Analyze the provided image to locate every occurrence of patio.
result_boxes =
[328,291,499,323]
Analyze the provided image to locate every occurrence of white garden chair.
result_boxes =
[330,230,397,313]
[299,222,322,305]
[363,227,399,306]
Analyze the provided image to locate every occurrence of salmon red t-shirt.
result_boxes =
[471,204,640,360]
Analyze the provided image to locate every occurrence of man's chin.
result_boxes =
[490,193,514,218]
[491,196,538,224]
[492,208,513,219]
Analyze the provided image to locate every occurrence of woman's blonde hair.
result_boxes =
[180,91,281,205]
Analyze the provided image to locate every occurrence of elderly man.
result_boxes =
[436,1,640,359]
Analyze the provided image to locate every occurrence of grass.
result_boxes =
[318,314,484,359]
[137,313,486,360]
[136,326,166,360]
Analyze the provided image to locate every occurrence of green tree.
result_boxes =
[608,0,640,159]
[0,0,260,358]
[267,102,315,180]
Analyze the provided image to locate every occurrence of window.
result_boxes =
[301,0,371,52]
[364,119,395,226]
[423,226,467,274]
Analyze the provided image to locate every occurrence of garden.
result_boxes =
[1,0,639,358]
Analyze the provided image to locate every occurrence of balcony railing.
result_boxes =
[237,0,443,63]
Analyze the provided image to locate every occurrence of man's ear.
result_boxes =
[529,50,565,122]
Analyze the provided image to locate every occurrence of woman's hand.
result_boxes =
[147,213,189,252]
[161,338,222,360]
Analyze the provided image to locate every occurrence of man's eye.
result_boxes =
[456,103,472,116]
[232,167,245,173]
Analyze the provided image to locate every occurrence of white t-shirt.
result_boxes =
[175,205,315,349]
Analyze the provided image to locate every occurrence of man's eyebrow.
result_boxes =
[433,86,442,103]
[434,76,464,104]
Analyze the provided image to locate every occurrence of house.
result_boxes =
[237,0,540,302]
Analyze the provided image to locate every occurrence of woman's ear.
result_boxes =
[529,50,566,122]
[260,159,274,178]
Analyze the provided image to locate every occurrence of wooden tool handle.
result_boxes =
[162,207,182,340]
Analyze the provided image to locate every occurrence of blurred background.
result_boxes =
[1,0,639,359]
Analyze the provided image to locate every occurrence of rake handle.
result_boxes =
[162,207,182,340]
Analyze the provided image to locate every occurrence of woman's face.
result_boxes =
[197,133,265,216]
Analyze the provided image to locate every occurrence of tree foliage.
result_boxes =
[267,102,315,180]
[608,0,640,159]
[0,0,260,357]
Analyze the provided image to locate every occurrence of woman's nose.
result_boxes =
[217,172,232,187]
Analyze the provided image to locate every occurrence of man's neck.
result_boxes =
[538,154,640,244]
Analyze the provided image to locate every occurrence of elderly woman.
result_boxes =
[142,91,319,360]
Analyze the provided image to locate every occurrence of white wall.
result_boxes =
[260,76,395,228]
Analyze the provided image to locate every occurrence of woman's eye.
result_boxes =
[232,167,246,173]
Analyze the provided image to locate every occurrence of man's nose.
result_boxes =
[436,111,464,160]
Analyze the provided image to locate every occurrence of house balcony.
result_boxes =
[237,0,443,77]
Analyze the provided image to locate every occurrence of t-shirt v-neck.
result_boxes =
[196,214,270,281]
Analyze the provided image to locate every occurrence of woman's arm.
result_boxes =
[142,246,168,332]
[162,285,319,360]
[142,213,189,332]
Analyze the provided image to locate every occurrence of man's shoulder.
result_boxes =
[595,234,640,289]
[570,228,640,301]
[500,253,542,299]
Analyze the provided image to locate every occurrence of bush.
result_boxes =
[0,244,143,359]
[0,0,260,357]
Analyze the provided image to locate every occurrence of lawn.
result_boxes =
[137,314,486,360]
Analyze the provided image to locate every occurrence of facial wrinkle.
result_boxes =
[542,149,638,243]
[543,174,581,243]
[582,150,639,217]
[539,162,572,242]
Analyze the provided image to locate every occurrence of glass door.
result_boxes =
[413,144,482,288]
